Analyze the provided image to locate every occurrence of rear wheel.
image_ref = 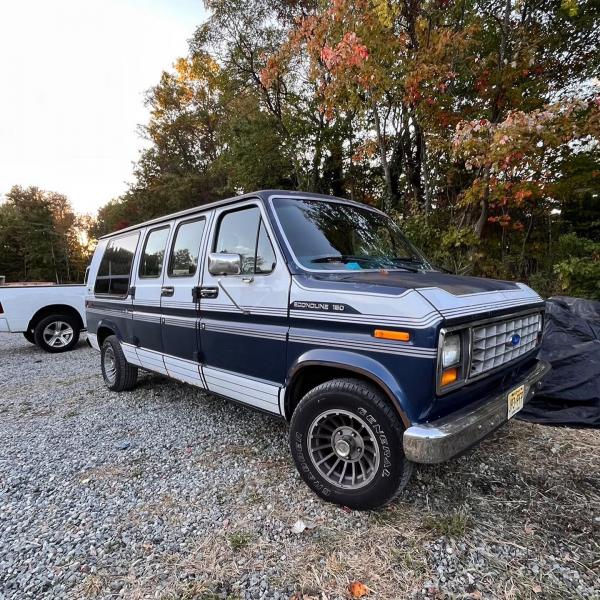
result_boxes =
[34,314,80,353]
[101,335,138,391]
[289,378,413,510]
[23,330,35,344]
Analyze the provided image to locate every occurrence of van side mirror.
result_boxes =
[208,252,242,276]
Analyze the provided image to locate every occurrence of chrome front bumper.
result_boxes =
[403,359,551,464]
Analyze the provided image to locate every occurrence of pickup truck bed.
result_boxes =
[0,284,87,352]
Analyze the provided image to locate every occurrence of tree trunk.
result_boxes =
[474,0,512,238]
[421,133,431,214]
[373,107,394,210]
[474,167,491,238]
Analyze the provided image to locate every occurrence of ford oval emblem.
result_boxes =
[507,333,521,347]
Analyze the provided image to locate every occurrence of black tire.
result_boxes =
[101,335,138,392]
[34,314,80,353]
[23,330,35,344]
[289,378,413,510]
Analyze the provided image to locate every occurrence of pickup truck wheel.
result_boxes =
[289,378,413,510]
[23,330,35,344]
[101,335,138,391]
[34,314,80,353]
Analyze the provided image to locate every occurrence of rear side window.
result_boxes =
[214,206,276,275]
[168,218,206,277]
[139,227,170,278]
[94,233,139,296]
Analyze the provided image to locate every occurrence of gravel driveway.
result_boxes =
[0,334,598,600]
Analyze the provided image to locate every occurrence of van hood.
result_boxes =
[297,270,518,295]
[293,271,545,321]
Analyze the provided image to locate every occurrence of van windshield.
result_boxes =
[272,197,431,272]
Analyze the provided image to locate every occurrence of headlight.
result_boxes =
[442,333,461,367]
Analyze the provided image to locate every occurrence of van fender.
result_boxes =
[95,317,126,345]
[285,348,411,427]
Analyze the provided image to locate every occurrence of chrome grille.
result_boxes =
[470,313,541,377]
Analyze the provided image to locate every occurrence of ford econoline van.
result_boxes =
[86,190,550,509]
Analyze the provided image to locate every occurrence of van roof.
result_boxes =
[99,189,374,239]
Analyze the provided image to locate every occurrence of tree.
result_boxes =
[0,186,92,283]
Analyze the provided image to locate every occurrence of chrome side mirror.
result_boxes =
[208,252,242,276]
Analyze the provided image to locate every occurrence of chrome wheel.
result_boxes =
[308,409,380,490]
[42,321,74,348]
[103,345,117,384]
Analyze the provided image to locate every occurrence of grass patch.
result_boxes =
[226,531,253,551]
[245,490,264,505]
[422,512,472,537]
[81,574,104,597]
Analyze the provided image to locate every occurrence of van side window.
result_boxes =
[215,206,276,275]
[94,233,139,296]
[139,227,170,278]
[168,218,206,277]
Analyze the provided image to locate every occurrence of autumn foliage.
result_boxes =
[93,0,600,298]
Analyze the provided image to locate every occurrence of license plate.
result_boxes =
[507,385,525,419]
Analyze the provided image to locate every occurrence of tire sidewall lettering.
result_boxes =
[358,405,393,478]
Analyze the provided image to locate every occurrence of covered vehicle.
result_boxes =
[518,296,600,426]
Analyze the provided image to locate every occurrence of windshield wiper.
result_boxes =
[391,257,427,271]
[311,255,370,264]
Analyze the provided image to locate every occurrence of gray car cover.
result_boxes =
[517,296,600,426]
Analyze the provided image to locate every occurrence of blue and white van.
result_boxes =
[86,190,550,509]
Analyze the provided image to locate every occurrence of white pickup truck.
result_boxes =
[0,284,87,352]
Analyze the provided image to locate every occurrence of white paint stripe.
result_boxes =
[289,310,441,328]
[87,332,100,351]
[289,335,436,358]
[292,279,415,298]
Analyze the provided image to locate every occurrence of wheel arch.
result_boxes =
[95,319,123,347]
[28,304,84,332]
[283,349,411,427]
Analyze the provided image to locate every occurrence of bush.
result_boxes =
[553,234,600,299]
[398,217,600,300]
[399,212,481,275]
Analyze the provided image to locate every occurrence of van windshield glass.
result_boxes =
[273,198,430,271]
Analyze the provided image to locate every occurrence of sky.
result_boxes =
[0,0,207,214]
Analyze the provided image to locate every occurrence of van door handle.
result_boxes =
[199,286,219,299]
[161,286,174,297]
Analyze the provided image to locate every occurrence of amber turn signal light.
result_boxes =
[440,367,458,386]
[373,329,410,342]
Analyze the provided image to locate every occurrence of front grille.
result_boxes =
[470,312,541,377]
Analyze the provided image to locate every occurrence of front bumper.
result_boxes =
[403,359,551,464]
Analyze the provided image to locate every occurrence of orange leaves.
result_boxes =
[351,139,378,163]
[514,189,533,203]
[259,57,280,89]
[319,32,369,71]
[347,581,369,598]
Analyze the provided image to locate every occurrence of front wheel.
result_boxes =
[289,378,413,510]
[101,335,138,392]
